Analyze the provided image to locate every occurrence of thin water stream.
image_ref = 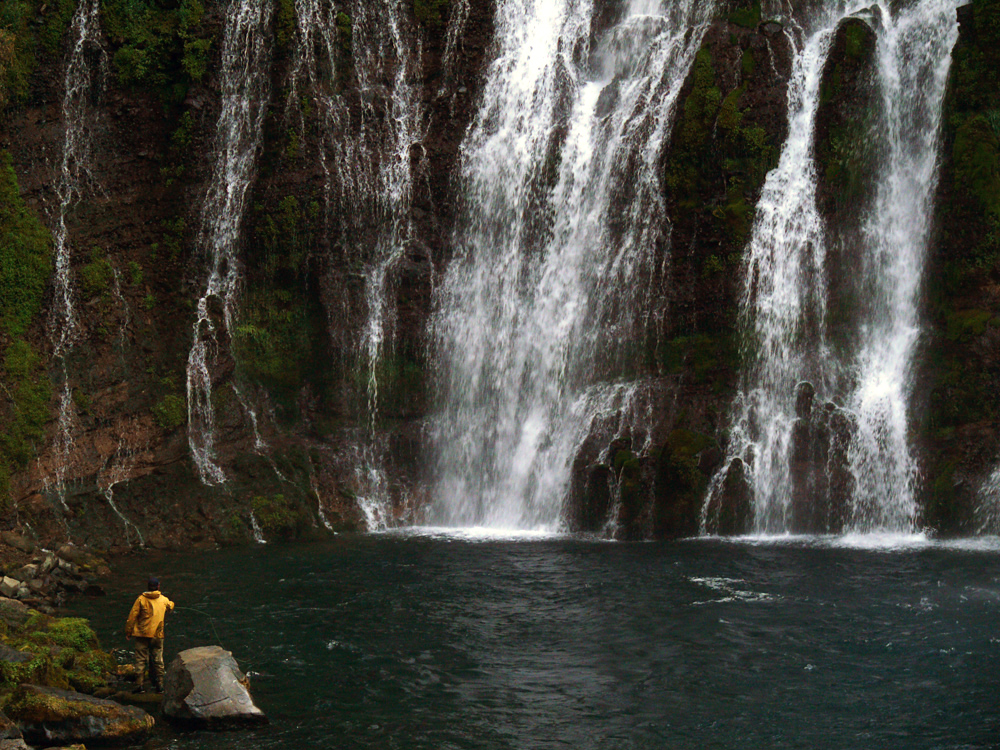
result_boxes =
[71,534,1000,749]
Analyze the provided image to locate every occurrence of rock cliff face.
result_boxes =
[0,0,996,548]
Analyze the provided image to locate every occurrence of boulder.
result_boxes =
[0,741,29,750]
[7,565,38,583]
[0,644,32,666]
[0,710,22,740]
[5,685,154,746]
[0,598,30,628]
[0,578,19,599]
[163,646,266,728]
[0,532,34,555]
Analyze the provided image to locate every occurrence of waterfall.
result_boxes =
[186,0,274,485]
[47,0,105,507]
[288,0,427,528]
[845,0,958,531]
[428,0,716,529]
[707,0,959,535]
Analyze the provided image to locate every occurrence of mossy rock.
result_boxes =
[6,685,154,746]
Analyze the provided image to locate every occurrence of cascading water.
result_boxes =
[288,0,427,528]
[429,0,717,529]
[47,0,105,508]
[975,468,1000,533]
[186,0,274,485]
[706,0,959,535]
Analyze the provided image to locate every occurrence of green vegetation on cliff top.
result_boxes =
[102,0,214,102]
[0,0,76,109]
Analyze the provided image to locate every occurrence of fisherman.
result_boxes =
[125,576,175,693]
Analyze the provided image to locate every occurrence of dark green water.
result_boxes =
[69,532,1000,749]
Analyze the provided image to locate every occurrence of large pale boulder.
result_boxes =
[5,685,154,746]
[162,646,266,728]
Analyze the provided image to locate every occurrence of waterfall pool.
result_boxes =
[70,533,1000,749]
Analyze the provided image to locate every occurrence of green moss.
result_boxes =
[843,21,868,61]
[728,1,761,29]
[276,0,296,48]
[152,394,186,431]
[658,334,737,384]
[79,247,114,299]
[954,114,1000,219]
[945,309,994,341]
[414,0,448,27]
[0,151,52,338]
[127,260,143,286]
[336,12,352,55]
[613,450,639,477]
[0,340,52,497]
[0,615,113,693]
[251,494,302,534]
[36,618,99,652]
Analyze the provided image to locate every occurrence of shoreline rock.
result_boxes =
[4,685,154,747]
[163,646,266,729]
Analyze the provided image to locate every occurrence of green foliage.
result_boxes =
[102,0,213,101]
[127,260,144,286]
[161,216,186,259]
[151,394,186,430]
[1,340,52,486]
[0,0,75,108]
[414,0,448,27]
[0,151,53,338]
[79,247,114,299]
[336,12,353,52]
[251,494,301,534]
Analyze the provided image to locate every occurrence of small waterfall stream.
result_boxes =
[186,0,274,485]
[707,0,959,535]
[288,0,427,528]
[429,0,716,529]
[47,0,104,508]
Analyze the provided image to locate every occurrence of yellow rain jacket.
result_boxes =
[125,590,175,639]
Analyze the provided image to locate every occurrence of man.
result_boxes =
[125,576,175,693]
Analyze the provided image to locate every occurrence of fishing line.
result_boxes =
[174,606,223,644]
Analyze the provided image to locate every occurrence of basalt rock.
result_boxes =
[162,646,266,728]
[5,685,154,747]
[704,457,753,535]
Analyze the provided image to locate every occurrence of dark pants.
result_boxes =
[133,636,164,689]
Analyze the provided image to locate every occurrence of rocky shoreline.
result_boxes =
[0,534,263,748]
